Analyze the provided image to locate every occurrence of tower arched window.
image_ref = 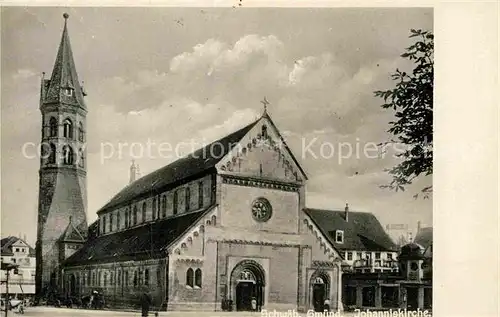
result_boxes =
[49,117,58,137]
[186,268,194,287]
[78,122,85,142]
[194,269,202,288]
[133,205,138,225]
[48,143,57,164]
[142,202,147,222]
[62,145,74,165]
[185,187,191,212]
[152,197,157,220]
[161,195,167,218]
[78,148,85,168]
[63,118,73,139]
[173,191,178,215]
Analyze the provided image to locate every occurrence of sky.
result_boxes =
[1,7,433,246]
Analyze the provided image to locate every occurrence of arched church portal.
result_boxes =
[310,271,330,312]
[230,260,265,311]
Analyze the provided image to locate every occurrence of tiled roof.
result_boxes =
[64,206,215,266]
[59,219,86,242]
[97,120,258,214]
[414,227,432,249]
[304,208,398,252]
[1,236,36,257]
[43,16,86,109]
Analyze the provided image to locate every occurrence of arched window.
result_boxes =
[152,197,157,220]
[145,269,149,286]
[133,205,138,225]
[173,191,178,215]
[78,148,85,168]
[133,271,138,287]
[103,272,108,287]
[161,195,167,218]
[117,212,121,230]
[63,118,73,139]
[49,117,58,137]
[117,270,121,286]
[142,202,147,222]
[124,271,129,286]
[87,272,91,286]
[156,267,162,287]
[211,215,217,226]
[48,143,57,164]
[109,213,113,232]
[92,272,96,286]
[185,187,191,212]
[186,268,194,287]
[62,145,74,165]
[138,270,143,285]
[198,182,204,209]
[262,125,268,138]
[125,209,129,228]
[194,269,202,288]
[98,271,102,286]
[78,122,85,142]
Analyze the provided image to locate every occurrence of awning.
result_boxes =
[1,284,35,295]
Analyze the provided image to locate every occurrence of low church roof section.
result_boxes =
[63,205,216,266]
[304,208,398,252]
[97,120,259,214]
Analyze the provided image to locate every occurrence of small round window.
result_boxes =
[251,198,272,222]
[410,262,419,271]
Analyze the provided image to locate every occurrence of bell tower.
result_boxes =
[36,13,88,299]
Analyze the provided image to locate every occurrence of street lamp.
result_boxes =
[1,262,20,317]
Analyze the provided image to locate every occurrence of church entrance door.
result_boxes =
[230,260,265,311]
[313,283,325,312]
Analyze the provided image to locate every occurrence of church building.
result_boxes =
[37,14,398,313]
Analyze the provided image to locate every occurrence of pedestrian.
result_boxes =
[140,286,153,317]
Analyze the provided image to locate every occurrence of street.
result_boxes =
[5,307,363,317]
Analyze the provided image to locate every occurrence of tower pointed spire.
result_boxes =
[43,13,86,109]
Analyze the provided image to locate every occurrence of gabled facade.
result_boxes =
[1,236,37,297]
[62,111,347,312]
[304,207,399,274]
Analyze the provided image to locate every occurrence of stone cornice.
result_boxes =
[221,174,301,192]
[205,226,303,247]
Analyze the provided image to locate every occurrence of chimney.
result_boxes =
[23,234,26,242]
[344,203,349,222]
[129,160,137,184]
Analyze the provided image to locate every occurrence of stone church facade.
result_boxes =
[37,14,398,313]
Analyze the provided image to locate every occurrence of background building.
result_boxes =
[1,236,37,299]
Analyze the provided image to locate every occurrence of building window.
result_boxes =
[157,267,161,287]
[185,187,191,212]
[161,195,167,218]
[117,212,121,230]
[133,271,138,287]
[49,117,58,137]
[335,230,344,243]
[387,253,393,260]
[145,269,149,286]
[102,216,107,234]
[152,197,157,219]
[63,118,73,139]
[82,274,86,286]
[48,143,57,164]
[15,248,19,252]
[357,252,363,260]
[142,202,147,222]
[104,272,107,287]
[64,88,73,96]
[347,252,353,261]
[173,191,178,215]
[198,181,203,209]
[186,268,194,287]
[92,272,96,285]
[194,269,202,288]
[133,205,138,225]
[62,145,74,165]
[117,271,121,286]
[109,213,113,232]
[78,122,85,142]
[262,125,268,138]
[375,252,381,259]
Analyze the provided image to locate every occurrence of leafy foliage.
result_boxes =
[374,29,433,198]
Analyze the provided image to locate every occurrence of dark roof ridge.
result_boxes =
[304,207,371,214]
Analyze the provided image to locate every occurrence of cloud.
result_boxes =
[12,69,37,80]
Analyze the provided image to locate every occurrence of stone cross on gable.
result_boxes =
[261,97,270,114]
